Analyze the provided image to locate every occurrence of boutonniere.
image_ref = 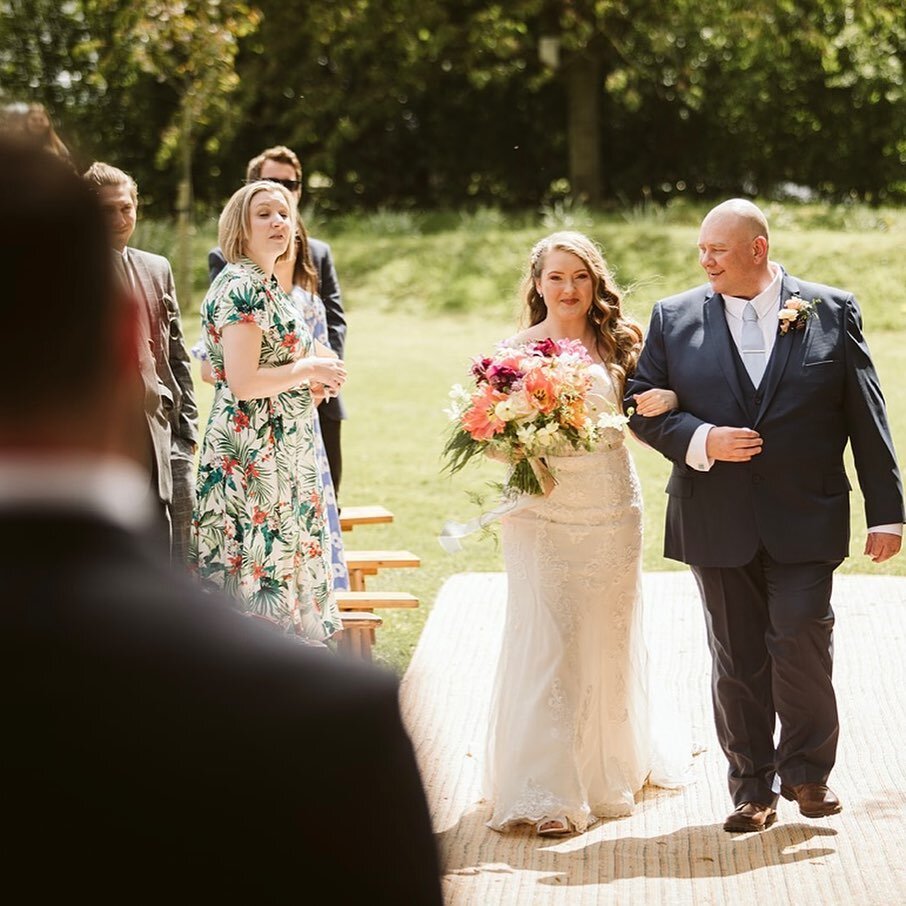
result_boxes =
[778,295,820,335]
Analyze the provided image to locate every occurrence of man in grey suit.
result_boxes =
[626,199,903,833]
[208,145,347,499]
[84,162,198,561]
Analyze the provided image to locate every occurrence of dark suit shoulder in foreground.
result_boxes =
[0,513,442,904]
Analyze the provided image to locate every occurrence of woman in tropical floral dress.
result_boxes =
[190,220,350,594]
[191,181,347,641]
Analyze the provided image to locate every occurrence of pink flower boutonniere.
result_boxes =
[778,295,821,335]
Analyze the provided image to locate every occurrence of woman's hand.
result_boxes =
[632,388,678,417]
[297,355,347,397]
[483,445,510,464]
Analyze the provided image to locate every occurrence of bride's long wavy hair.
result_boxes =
[521,231,643,391]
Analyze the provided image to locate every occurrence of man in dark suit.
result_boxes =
[626,199,903,833]
[0,139,442,904]
[209,145,347,499]
[84,161,199,562]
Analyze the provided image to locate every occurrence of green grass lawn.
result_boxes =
[170,204,906,675]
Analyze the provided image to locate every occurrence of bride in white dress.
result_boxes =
[484,232,693,836]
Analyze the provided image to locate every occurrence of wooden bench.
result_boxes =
[335,591,419,611]
[339,505,394,533]
[336,592,419,660]
[333,515,420,660]
[338,611,383,661]
[343,549,421,592]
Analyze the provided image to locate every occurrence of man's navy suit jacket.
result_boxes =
[626,271,904,567]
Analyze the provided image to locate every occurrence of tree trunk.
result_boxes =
[566,53,602,204]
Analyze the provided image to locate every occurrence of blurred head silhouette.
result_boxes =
[0,138,145,462]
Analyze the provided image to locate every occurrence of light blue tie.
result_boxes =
[741,302,766,387]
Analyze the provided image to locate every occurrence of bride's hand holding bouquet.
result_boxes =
[442,337,629,497]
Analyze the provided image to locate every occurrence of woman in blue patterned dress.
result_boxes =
[191,182,347,641]
[274,226,350,593]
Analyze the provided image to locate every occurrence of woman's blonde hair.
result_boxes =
[521,231,643,389]
[218,181,297,264]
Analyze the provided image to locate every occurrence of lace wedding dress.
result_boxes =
[484,364,692,832]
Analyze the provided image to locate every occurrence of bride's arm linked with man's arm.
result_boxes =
[626,386,679,446]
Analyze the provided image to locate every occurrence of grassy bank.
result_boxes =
[155,204,906,674]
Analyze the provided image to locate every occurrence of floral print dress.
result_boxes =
[191,259,341,641]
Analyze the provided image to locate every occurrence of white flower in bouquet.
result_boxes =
[443,383,471,420]
[596,409,631,431]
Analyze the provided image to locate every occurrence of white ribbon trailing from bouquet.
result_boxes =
[437,457,557,553]
[437,495,525,553]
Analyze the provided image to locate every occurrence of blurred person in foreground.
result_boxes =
[208,145,347,501]
[0,138,443,904]
[84,161,198,562]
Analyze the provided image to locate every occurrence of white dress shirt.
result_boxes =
[0,455,154,531]
[682,264,900,537]
[685,263,782,471]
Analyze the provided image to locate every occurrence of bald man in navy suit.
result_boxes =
[627,199,903,833]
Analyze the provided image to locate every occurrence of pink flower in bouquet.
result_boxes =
[523,368,561,414]
[486,362,523,392]
[530,337,560,358]
[470,356,493,383]
[461,384,509,440]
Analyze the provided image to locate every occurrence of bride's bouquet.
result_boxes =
[442,337,629,497]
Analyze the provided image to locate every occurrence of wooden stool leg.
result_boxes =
[359,630,373,662]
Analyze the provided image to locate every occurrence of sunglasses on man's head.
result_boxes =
[246,177,301,191]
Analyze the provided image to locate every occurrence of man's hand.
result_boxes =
[705,426,763,462]
[864,532,902,563]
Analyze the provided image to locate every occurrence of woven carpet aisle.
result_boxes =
[399,571,906,905]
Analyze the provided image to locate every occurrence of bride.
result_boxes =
[484,231,693,836]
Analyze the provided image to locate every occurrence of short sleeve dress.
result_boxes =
[191,258,341,641]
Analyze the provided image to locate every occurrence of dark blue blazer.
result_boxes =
[625,270,904,567]
[209,238,347,420]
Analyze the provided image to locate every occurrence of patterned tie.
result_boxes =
[741,302,766,387]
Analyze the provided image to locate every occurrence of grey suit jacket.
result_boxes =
[129,247,199,462]
[208,240,347,420]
